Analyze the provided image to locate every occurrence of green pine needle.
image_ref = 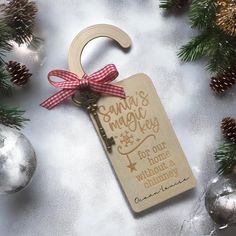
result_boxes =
[159,0,176,10]
[178,33,210,61]
[0,105,29,129]
[189,0,217,30]
[205,33,236,73]
[178,30,236,73]
[215,141,236,175]
[0,65,12,95]
[0,21,12,62]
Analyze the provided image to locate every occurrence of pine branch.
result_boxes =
[160,0,189,11]
[205,33,236,73]
[215,141,236,175]
[207,53,236,74]
[178,33,210,61]
[178,29,236,73]
[189,0,217,30]
[0,21,12,62]
[0,65,12,95]
[0,105,29,129]
[160,0,177,10]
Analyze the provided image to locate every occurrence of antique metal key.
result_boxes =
[72,91,115,153]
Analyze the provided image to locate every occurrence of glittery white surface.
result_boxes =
[0,0,236,235]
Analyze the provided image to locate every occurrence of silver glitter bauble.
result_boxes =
[0,125,36,194]
[205,174,236,226]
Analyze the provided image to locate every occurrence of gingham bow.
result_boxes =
[40,64,125,109]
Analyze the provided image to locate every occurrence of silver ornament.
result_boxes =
[205,174,236,226]
[0,125,36,194]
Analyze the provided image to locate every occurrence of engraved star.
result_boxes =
[127,162,137,172]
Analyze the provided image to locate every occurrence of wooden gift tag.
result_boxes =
[68,24,196,213]
[95,74,196,212]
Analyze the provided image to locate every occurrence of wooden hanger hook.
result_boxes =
[68,24,132,78]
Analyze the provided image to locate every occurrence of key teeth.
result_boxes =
[107,146,112,153]
[109,137,115,145]
[106,137,115,153]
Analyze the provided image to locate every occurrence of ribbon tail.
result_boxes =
[40,89,76,110]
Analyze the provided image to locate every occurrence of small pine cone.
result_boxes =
[221,117,236,144]
[210,65,236,94]
[6,61,32,86]
[176,0,189,9]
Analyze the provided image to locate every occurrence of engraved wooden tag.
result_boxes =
[68,24,196,213]
[95,73,196,213]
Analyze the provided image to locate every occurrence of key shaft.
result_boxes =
[72,91,115,153]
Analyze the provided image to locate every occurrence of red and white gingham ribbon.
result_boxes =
[40,64,125,109]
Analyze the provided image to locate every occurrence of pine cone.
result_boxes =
[3,0,38,45]
[216,0,236,37]
[6,61,32,86]
[221,117,236,144]
[210,65,236,94]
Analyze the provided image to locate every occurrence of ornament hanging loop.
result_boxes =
[68,24,132,78]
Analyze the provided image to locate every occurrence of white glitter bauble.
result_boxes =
[0,125,36,194]
[205,175,236,226]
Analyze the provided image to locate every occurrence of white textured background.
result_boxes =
[0,0,236,235]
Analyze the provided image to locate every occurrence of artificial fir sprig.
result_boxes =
[215,141,236,175]
[189,0,216,30]
[160,0,189,10]
[0,105,28,129]
[0,65,12,95]
[160,0,178,9]
[0,21,12,63]
[178,33,211,62]
[0,61,31,128]
[178,30,236,73]
[215,117,236,175]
